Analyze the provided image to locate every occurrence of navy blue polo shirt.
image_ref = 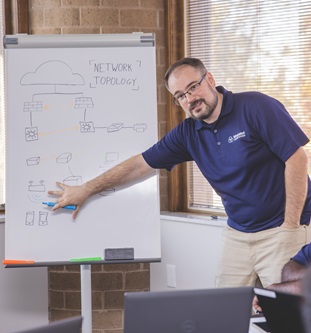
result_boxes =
[292,243,311,266]
[142,86,311,232]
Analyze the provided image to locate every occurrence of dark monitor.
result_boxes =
[12,317,83,333]
[124,287,253,333]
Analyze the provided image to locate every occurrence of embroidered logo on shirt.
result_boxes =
[228,131,246,143]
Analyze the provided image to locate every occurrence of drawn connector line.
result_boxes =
[23,101,43,112]
[75,97,94,109]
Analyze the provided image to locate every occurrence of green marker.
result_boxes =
[70,257,102,262]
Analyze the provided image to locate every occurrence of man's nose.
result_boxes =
[186,92,196,103]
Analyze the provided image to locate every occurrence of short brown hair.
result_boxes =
[164,57,206,90]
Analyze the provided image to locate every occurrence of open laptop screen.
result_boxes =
[254,288,305,333]
[124,287,253,333]
[12,317,83,333]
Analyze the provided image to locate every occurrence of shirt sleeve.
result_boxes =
[291,243,311,266]
[142,120,193,170]
[247,93,309,162]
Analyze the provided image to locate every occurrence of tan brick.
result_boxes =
[29,8,44,27]
[49,290,64,308]
[92,310,123,330]
[44,8,80,27]
[49,309,82,322]
[62,0,100,6]
[64,291,81,309]
[49,272,81,290]
[104,290,125,309]
[120,9,157,27]
[49,266,66,272]
[92,264,103,272]
[101,26,140,34]
[30,28,62,34]
[63,27,101,34]
[142,263,150,270]
[125,271,150,290]
[65,264,80,272]
[140,0,165,9]
[31,0,61,7]
[92,291,103,309]
[81,8,119,26]
[101,0,139,6]
[104,263,140,272]
[92,272,123,291]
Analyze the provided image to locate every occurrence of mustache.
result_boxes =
[189,98,205,111]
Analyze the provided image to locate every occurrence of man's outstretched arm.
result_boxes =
[48,154,154,219]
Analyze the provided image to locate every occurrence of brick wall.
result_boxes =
[28,0,167,331]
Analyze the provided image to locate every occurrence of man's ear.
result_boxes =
[205,71,216,87]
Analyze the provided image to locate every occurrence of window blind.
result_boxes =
[185,0,311,213]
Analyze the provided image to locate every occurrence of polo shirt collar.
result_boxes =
[194,85,233,131]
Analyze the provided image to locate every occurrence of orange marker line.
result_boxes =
[3,260,35,265]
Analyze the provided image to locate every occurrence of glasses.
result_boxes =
[173,73,207,106]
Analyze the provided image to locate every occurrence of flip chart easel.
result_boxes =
[81,265,92,333]
[3,33,161,333]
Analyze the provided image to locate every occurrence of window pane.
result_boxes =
[185,0,311,213]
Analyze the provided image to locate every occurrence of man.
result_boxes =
[253,242,311,313]
[48,57,311,288]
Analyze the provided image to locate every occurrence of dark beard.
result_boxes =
[189,93,218,121]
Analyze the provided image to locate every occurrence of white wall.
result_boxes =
[150,212,226,291]
[0,217,48,333]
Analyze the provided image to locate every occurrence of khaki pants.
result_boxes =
[216,225,310,288]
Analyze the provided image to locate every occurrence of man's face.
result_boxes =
[168,65,219,122]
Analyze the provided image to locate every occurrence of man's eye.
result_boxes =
[177,94,185,100]
[189,83,199,92]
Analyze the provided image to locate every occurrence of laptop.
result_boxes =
[12,316,83,333]
[124,287,253,333]
[253,287,305,333]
